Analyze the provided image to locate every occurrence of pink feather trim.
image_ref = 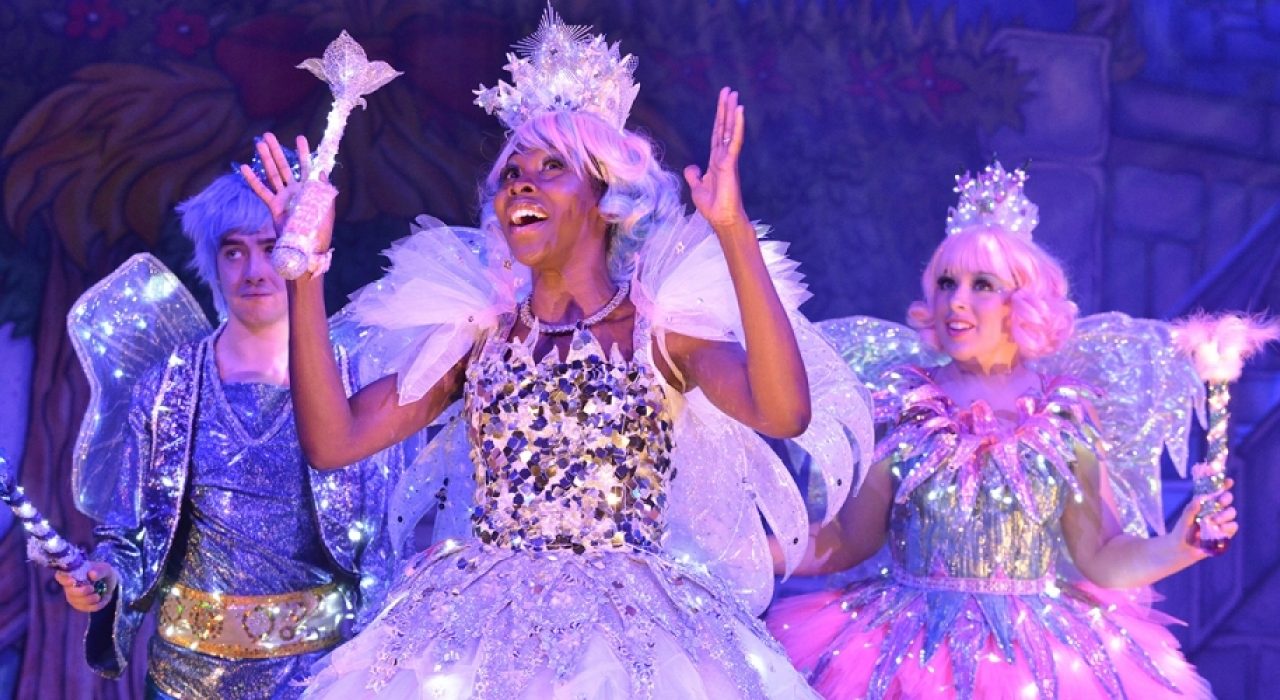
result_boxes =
[1173,313,1279,382]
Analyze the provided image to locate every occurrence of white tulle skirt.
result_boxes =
[302,541,817,699]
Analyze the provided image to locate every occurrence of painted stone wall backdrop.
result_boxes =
[983,28,1111,312]
[1105,5,1280,697]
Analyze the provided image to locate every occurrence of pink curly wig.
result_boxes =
[906,227,1078,359]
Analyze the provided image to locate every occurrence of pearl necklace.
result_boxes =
[519,282,631,336]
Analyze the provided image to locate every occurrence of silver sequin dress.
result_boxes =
[303,318,817,699]
[766,369,1211,700]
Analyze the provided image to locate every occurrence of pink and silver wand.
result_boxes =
[0,455,100,592]
[270,31,401,279]
[1173,314,1279,555]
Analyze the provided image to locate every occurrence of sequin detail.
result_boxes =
[466,326,673,554]
[303,324,815,698]
[784,370,1184,700]
[86,333,399,687]
[876,369,1093,582]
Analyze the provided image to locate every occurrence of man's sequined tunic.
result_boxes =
[85,332,397,698]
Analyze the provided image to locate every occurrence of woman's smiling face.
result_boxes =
[492,146,607,271]
[931,268,1019,369]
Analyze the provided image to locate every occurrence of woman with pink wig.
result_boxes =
[765,162,1234,699]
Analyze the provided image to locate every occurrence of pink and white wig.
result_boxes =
[175,169,272,318]
[478,110,684,281]
[907,226,1078,359]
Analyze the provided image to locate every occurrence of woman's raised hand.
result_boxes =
[684,87,750,233]
[240,133,334,252]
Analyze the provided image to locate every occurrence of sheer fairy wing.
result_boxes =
[347,217,526,556]
[386,404,477,560]
[814,316,947,422]
[633,214,874,613]
[1034,312,1205,535]
[662,391,793,615]
[345,215,527,406]
[68,253,212,521]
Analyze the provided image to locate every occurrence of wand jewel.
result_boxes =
[0,456,105,595]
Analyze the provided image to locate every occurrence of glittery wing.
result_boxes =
[345,215,527,405]
[634,214,874,613]
[662,391,787,615]
[1034,312,1205,535]
[386,404,476,560]
[814,316,948,422]
[68,253,212,521]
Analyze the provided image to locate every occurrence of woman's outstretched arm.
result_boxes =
[772,456,895,577]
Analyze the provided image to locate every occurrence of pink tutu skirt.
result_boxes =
[765,573,1210,700]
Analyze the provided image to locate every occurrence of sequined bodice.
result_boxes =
[877,369,1093,583]
[889,438,1070,581]
[464,320,674,553]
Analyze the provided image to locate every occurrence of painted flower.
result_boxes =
[847,54,893,104]
[65,0,125,40]
[895,52,964,117]
[155,7,211,58]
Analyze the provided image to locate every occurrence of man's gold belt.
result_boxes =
[157,580,349,660]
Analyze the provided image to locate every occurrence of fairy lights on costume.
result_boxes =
[473,5,640,131]
[64,252,400,692]
[767,158,1217,698]
[946,161,1039,239]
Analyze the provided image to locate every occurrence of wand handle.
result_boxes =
[0,459,95,586]
[1193,382,1231,555]
[271,180,338,280]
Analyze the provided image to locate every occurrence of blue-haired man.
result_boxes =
[55,158,398,699]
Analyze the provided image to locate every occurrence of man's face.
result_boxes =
[216,225,287,330]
